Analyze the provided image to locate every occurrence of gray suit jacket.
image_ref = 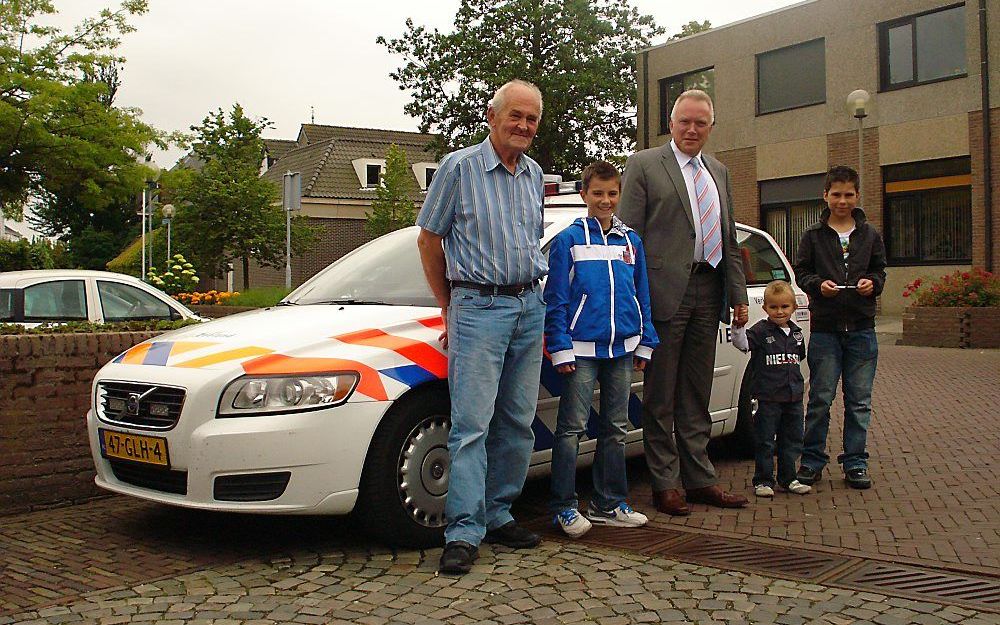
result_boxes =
[618,143,749,324]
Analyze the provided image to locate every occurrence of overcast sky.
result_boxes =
[43,0,804,167]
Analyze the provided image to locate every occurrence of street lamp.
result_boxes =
[846,89,870,189]
[161,203,175,263]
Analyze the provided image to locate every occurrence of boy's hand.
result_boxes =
[556,363,576,374]
[857,278,874,296]
[633,357,647,371]
[820,280,840,297]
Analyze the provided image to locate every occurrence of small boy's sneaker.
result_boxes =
[586,502,648,527]
[754,484,775,498]
[780,480,812,495]
[554,508,592,537]
[845,468,872,490]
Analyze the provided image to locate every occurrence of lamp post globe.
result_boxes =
[846,89,871,192]
[161,203,175,262]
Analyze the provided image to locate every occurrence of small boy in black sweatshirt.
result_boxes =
[732,280,811,497]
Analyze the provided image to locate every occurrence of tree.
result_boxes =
[167,104,316,290]
[366,144,416,238]
[378,0,663,176]
[1,0,160,249]
[669,20,711,40]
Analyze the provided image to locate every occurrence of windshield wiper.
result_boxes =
[314,299,393,306]
[275,301,296,306]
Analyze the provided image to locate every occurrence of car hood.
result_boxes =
[108,305,447,400]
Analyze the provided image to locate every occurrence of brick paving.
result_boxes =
[0,342,998,624]
[604,342,1000,574]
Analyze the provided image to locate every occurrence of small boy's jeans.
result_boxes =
[550,356,632,513]
[753,399,804,487]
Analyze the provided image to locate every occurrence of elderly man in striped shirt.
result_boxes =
[416,79,548,575]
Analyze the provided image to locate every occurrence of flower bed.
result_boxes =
[900,269,999,348]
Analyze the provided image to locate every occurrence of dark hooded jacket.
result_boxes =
[793,207,887,332]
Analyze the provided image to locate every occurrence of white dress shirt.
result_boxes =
[670,139,722,264]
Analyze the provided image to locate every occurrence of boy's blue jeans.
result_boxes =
[550,355,632,514]
[800,329,878,474]
[444,286,544,546]
[753,399,804,487]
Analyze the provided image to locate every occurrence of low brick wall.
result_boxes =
[900,306,1000,348]
[0,332,161,516]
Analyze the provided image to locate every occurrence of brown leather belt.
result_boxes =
[451,279,541,296]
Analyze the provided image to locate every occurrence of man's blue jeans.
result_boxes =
[444,285,544,546]
[549,355,632,514]
[800,329,878,473]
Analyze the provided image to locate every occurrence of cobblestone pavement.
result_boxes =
[3,539,999,625]
[1,343,998,624]
[601,343,1000,574]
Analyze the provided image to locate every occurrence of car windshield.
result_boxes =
[737,229,791,285]
[286,227,436,307]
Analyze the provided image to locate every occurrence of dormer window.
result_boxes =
[366,164,381,187]
[412,162,440,191]
[352,158,387,189]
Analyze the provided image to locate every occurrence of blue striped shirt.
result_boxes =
[416,137,547,285]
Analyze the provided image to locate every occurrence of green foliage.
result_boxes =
[903,268,999,308]
[378,0,664,175]
[669,20,711,40]
[67,226,127,270]
[105,230,156,277]
[164,104,317,289]
[1,0,161,245]
[0,237,69,270]
[0,318,201,335]
[366,144,416,237]
[147,254,199,295]
[226,286,290,307]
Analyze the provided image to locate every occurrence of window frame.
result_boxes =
[22,279,88,322]
[877,3,967,92]
[657,66,715,136]
[755,38,826,116]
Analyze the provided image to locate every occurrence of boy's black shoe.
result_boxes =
[439,541,478,575]
[483,521,541,549]
[845,468,872,490]
[796,466,820,486]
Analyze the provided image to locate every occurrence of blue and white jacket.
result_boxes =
[544,215,659,366]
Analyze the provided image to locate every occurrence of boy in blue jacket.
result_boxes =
[544,160,659,537]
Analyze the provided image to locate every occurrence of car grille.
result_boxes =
[214,472,291,502]
[97,382,185,430]
[109,460,187,495]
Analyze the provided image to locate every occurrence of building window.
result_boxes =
[366,164,382,188]
[878,4,966,91]
[425,167,436,189]
[658,67,715,135]
[883,157,972,265]
[756,38,825,115]
[760,174,826,261]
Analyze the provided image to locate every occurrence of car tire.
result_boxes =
[355,388,450,548]
[727,368,757,459]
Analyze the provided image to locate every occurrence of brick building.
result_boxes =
[636,0,999,313]
[234,125,439,289]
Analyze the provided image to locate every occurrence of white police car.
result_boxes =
[87,192,807,547]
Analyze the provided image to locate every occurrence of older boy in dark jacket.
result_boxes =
[793,165,887,490]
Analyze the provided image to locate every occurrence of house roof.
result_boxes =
[262,138,297,162]
[265,126,440,201]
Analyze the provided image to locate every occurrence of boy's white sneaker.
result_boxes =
[554,508,592,537]
[782,480,812,495]
[586,502,648,527]
[754,484,775,498]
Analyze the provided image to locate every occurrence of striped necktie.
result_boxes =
[690,157,723,268]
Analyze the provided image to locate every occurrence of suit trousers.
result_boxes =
[643,269,723,491]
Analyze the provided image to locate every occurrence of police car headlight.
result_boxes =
[217,373,359,417]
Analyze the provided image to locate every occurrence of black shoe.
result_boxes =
[483,521,541,549]
[845,468,872,490]
[796,465,820,486]
[439,541,478,574]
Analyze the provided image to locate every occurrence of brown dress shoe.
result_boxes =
[685,485,749,508]
[652,488,691,516]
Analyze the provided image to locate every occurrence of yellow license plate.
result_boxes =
[100,429,170,467]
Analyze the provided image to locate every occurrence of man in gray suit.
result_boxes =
[619,89,750,516]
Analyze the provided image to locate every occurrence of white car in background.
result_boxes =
[0,269,199,327]
[86,190,808,547]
